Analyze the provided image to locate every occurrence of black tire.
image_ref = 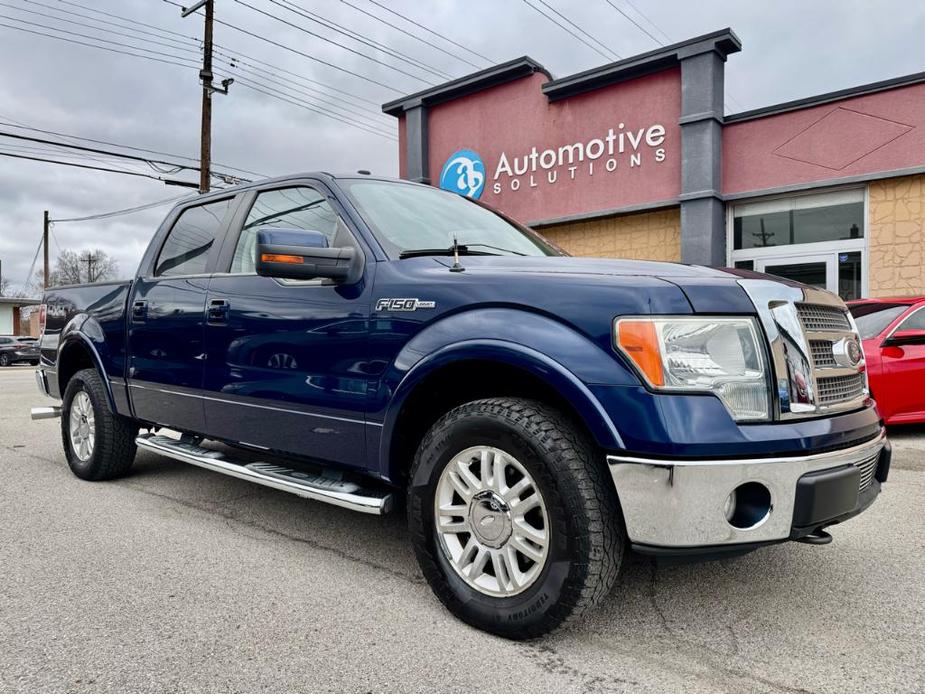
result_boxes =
[0,353,10,367]
[61,368,138,481]
[29,361,39,367]
[408,397,624,639]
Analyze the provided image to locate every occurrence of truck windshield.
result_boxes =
[339,179,561,258]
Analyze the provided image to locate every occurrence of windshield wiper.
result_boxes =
[399,243,527,259]
[399,245,500,259]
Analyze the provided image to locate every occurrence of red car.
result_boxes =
[848,296,925,425]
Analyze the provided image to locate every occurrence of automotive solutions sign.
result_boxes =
[439,123,667,201]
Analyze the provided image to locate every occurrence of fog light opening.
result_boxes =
[725,482,772,529]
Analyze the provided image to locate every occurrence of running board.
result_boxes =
[135,434,393,515]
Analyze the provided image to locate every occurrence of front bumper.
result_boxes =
[607,430,889,551]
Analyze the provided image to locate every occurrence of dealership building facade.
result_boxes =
[383,29,925,300]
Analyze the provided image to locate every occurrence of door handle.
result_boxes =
[207,299,229,324]
[131,300,148,322]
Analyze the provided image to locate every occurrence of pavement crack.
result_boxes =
[120,482,425,587]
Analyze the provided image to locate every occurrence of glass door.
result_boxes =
[756,253,834,292]
[754,251,863,301]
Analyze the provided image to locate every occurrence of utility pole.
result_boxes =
[83,252,96,283]
[43,210,49,289]
[180,0,232,195]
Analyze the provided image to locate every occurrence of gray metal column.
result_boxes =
[405,104,430,184]
[679,48,727,265]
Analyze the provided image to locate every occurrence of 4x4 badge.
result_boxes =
[375,298,436,312]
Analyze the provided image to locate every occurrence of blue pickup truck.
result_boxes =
[32,173,889,638]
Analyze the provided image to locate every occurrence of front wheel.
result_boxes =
[61,369,138,480]
[0,353,10,367]
[408,398,624,639]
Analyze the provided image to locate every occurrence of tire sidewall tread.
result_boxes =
[61,368,138,481]
[408,397,624,639]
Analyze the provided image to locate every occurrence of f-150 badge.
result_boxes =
[375,298,436,311]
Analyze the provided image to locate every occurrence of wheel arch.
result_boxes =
[56,330,116,413]
[380,340,624,484]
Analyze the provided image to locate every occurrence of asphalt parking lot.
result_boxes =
[1,366,923,694]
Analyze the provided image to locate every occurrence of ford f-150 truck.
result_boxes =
[31,172,890,638]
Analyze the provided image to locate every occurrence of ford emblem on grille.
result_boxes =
[833,337,863,368]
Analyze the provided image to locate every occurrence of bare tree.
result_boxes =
[0,275,29,298]
[37,249,120,287]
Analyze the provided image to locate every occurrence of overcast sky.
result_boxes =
[0,0,923,294]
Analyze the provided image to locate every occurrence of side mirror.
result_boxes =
[255,228,360,283]
[883,329,925,347]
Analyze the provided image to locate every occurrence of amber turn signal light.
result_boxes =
[261,253,304,264]
[616,320,664,387]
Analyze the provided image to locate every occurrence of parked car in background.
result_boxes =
[848,297,925,425]
[0,335,40,366]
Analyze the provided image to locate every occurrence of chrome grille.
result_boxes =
[809,340,837,368]
[817,373,866,405]
[797,303,851,332]
[855,452,879,492]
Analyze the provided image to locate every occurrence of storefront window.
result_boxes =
[733,190,864,250]
[728,188,867,300]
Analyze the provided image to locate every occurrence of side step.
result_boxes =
[135,434,393,515]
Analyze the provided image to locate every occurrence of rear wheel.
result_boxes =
[408,397,624,639]
[61,369,138,480]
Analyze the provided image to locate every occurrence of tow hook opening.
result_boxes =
[795,528,833,545]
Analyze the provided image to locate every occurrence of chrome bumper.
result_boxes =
[607,431,887,548]
[35,368,51,398]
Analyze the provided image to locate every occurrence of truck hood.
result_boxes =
[431,255,761,313]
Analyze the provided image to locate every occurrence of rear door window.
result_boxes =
[155,198,232,277]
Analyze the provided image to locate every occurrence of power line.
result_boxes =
[531,0,620,60]
[0,15,396,140]
[161,0,402,92]
[0,150,176,181]
[521,0,619,62]
[233,79,397,141]
[8,0,391,126]
[51,195,192,223]
[362,0,496,64]
[337,0,484,71]
[231,0,438,86]
[0,18,200,70]
[55,0,383,110]
[0,130,248,180]
[212,45,381,108]
[621,0,672,43]
[602,0,661,46]
[598,1,746,111]
[0,12,200,65]
[270,0,454,80]
[212,56,394,131]
[0,118,263,177]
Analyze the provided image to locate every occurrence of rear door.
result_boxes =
[200,181,374,468]
[127,196,237,431]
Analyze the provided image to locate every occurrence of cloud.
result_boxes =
[0,0,922,294]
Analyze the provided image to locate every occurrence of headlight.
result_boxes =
[615,317,770,421]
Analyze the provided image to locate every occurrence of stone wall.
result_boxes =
[536,207,682,261]
[868,174,925,296]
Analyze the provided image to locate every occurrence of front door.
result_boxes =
[880,308,925,421]
[201,184,373,469]
[127,197,236,431]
